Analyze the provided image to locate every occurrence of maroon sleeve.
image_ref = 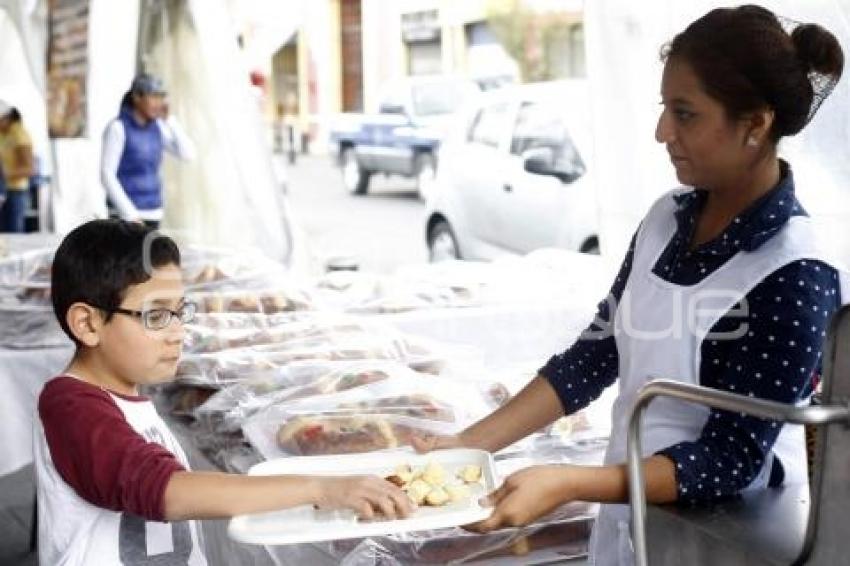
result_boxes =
[38,376,185,521]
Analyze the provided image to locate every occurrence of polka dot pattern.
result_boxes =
[540,167,842,504]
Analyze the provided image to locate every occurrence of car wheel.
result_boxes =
[341,147,371,195]
[428,220,460,262]
[414,152,437,200]
[581,238,600,255]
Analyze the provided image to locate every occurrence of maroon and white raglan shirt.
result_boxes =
[34,375,207,565]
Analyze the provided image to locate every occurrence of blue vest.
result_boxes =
[116,106,163,210]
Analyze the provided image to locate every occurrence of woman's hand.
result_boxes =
[466,465,574,533]
[411,432,466,453]
[312,475,415,521]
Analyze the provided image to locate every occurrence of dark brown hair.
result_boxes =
[52,220,181,347]
[662,5,844,142]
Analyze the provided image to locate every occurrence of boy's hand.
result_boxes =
[313,475,415,521]
[465,465,573,533]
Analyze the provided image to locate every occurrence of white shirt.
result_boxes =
[100,114,196,221]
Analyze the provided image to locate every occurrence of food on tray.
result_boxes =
[334,394,455,422]
[457,464,482,483]
[384,461,482,507]
[276,416,398,455]
[193,289,312,314]
[187,264,228,286]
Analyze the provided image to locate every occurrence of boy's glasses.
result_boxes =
[100,302,197,330]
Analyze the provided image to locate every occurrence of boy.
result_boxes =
[35,220,412,565]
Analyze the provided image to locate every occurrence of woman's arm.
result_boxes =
[100,121,141,220]
[469,456,677,533]
[414,375,566,454]
[158,115,196,161]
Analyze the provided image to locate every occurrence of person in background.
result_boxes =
[101,74,195,229]
[0,100,34,233]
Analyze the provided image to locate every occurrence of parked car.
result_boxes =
[328,75,481,197]
[424,80,600,261]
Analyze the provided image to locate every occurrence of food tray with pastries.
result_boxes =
[241,374,510,459]
[228,448,499,545]
[179,244,288,291]
[192,361,416,432]
[176,334,408,385]
[183,313,377,355]
[188,285,315,315]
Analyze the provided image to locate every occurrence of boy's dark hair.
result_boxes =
[51,220,181,347]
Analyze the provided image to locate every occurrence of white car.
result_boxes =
[424,80,600,261]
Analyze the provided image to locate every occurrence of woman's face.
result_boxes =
[133,93,165,121]
[655,57,752,190]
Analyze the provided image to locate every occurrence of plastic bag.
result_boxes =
[0,248,54,305]
[194,361,408,433]
[176,328,414,385]
[183,313,373,355]
[188,285,314,315]
[241,373,507,459]
[180,244,287,291]
[0,305,69,348]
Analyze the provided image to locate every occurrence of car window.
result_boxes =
[510,102,585,175]
[467,102,511,148]
[412,81,477,117]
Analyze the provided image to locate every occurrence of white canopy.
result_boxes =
[0,0,295,264]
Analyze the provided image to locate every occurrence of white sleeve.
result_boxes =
[100,120,140,220]
[158,116,196,161]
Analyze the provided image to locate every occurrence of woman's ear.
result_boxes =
[66,303,103,347]
[742,107,775,147]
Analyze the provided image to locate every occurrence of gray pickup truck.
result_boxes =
[329,75,480,197]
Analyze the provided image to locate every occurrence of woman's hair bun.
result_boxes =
[791,23,844,79]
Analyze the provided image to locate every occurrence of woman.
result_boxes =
[0,101,34,233]
[415,6,848,564]
[101,74,195,229]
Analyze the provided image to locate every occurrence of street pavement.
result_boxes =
[283,153,429,274]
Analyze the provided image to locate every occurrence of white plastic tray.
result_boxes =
[228,448,498,545]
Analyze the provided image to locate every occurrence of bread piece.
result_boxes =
[457,464,482,484]
[406,479,431,505]
[425,487,450,506]
[421,461,446,486]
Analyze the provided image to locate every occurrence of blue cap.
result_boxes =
[131,74,166,95]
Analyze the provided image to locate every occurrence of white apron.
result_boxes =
[588,189,850,565]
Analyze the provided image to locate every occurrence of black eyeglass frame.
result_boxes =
[95,301,197,330]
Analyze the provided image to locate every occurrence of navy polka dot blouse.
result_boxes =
[540,164,842,504]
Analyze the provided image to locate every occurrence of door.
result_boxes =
[453,100,515,248]
[494,102,589,253]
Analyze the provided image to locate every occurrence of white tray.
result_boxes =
[228,448,498,545]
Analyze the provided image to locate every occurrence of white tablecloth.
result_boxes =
[0,346,74,476]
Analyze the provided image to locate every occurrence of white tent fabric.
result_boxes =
[585,0,850,264]
[0,0,294,264]
[138,0,291,261]
[0,6,48,171]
